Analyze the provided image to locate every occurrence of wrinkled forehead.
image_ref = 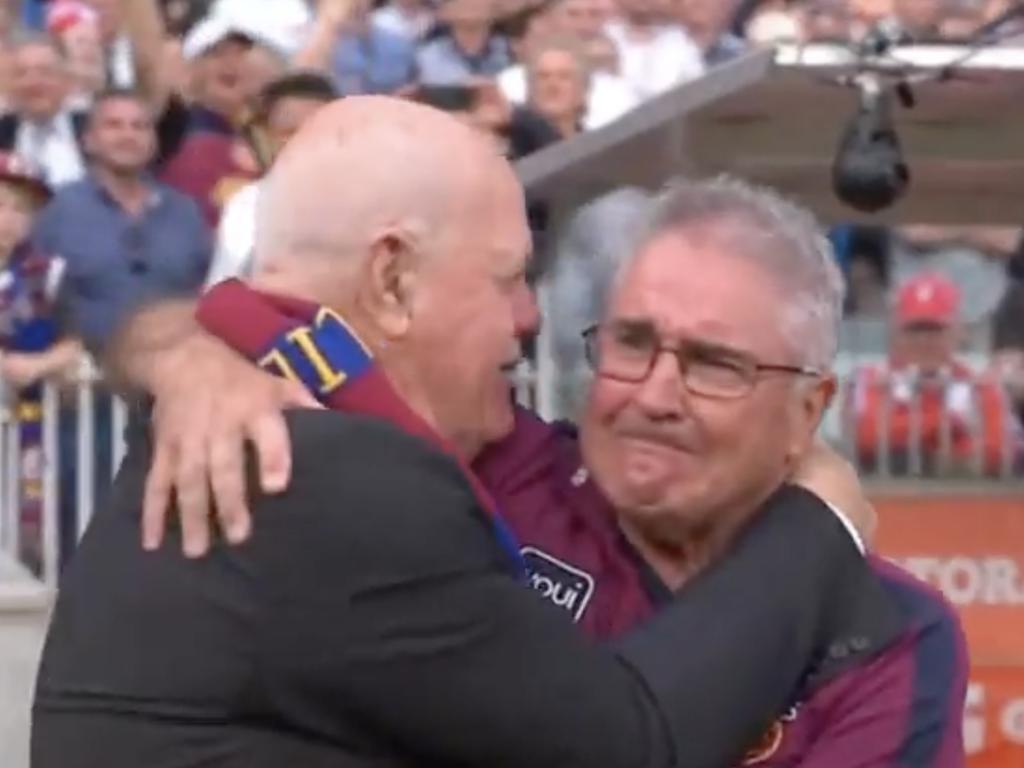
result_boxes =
[607,234,792,352]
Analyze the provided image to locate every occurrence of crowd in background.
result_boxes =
[0,0,1017,510]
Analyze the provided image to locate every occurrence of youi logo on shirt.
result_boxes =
[521,548,595,622]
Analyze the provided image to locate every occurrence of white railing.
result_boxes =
[0,358,128,593]
[0,351,1020,594]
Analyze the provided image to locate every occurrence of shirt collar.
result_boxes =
[84,172,163,212]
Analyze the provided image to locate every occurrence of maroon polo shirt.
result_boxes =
[474,407,969,767]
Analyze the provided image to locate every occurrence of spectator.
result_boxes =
[46,1,107,103]
[673,0,747,65]
[417,0,512,83]
[180,15,277,136]
[802,0,855,41]
[32,89,210,564]
[33,89,210,357]
[895,0,946,40]
[523,35,589,138]
[0,34,88,188]
[847,272,1022,476]
[0,152,80,572]
[0,1,187,189]
[498,0,635,129]
[838,225,891,317]
[294,0,417,95]
[937,0,987,41]
[160,14,292,226]
[207,71,338,287]
[604,0,704,104]
[373,0,434,41]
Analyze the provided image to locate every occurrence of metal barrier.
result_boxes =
[0,358,128,591]
[0,352,1020,591]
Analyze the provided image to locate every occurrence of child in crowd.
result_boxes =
[0,151,80,571]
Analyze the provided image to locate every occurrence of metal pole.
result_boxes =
[75,359,96,541]
[878,368,892,478]
[111,396,128,479]
[4,390,21,562]
[41,382,60,588]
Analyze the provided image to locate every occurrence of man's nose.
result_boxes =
[633,351,688,420]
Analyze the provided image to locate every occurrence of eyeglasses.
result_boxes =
[582,321,823,400]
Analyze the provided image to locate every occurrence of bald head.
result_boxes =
[252,95,536,460]
[253,96,510,288]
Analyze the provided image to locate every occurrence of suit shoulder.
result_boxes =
[283,409,466,481]
[869,557,967,670]
[252,410,505,579]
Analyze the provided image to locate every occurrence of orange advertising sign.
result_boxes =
[873,491,1024,764]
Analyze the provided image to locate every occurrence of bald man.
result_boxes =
[34,98,871,768]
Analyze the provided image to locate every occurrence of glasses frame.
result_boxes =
[581,323,824,399]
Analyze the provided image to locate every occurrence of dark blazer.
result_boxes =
[33,409,882,768]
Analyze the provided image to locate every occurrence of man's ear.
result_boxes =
[785,374,837,464]
[362,230,419,339]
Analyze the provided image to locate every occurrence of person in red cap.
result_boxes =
[0,151,81,570]
[847,271,1022,476]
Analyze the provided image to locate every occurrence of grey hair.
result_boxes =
[621,175,845,369]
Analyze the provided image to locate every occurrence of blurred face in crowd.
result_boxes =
[895,0,943,31]
[528,47,587,135]
[59,19,106,95]
[441,0,495,33]
[81,0,121,44]
[193,36,254,120]
[0,182,35,258]
[803,3,853,41]
[581,229,830,545]
[617,0,663,27]
[891,321,959,374]
[265,96,330,160]
[558,0,609,39]
[85,96,157,176]
[10,43,68,123]
[851,0,894,24]
[244,46,288,107]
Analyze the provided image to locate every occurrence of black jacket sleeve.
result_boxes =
[250,411,867,768]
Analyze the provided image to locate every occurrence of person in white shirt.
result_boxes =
[604,0,704,103]
[517,34,605,137]
[0,35,87,189]
[497,0,636,129]
[207,72,337,288]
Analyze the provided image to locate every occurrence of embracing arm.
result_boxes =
[255,412,872,768]
[105,301,317,554]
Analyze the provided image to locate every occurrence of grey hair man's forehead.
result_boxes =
[619,176,845,368]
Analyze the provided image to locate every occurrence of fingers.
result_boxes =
[173,430,212,559]
[247,408,293,495]
[281,378,322,410]
[208,425,251,545]
[142,440,174,551]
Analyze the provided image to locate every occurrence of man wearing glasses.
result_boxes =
[104,175,965,765]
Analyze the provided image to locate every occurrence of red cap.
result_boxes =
[46,1,98,36]
[895,272,960,326]
[0,152,51,204]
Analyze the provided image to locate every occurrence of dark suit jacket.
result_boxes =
[33,410,880,767]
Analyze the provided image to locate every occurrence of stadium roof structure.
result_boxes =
[515,43,1024,225]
